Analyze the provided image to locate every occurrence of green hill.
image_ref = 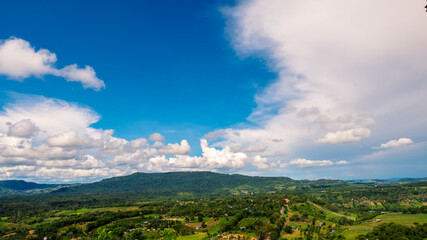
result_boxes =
[0,180,64,196]
[346,177,427,186]
[53,171,355,198]
[0,180,56,190]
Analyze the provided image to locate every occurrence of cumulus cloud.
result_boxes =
[7,119,39,138]
[373,138,413,149]
[199,139,247,169]
[149,133,165,141]
[249,155,274,170]
[110,139,269,172]
[165,139,251,170]
[159,140,191,155]
[0,95,101,138]
[46,131,102,148]
[0,165,122,182]
[0,95,119,181]
[35,155,104,169]
[210,0,427,174]
[0,37,105,90]
[128,138,148,149]
[289,159,333,168]
[0,95,274,182]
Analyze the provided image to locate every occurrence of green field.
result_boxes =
[55,206,139,216]
[379,213,427,225]
[177,233,208,240]
[308,201,356,220]
[342,214,427,238]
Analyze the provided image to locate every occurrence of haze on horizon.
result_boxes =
[0,0,426,183]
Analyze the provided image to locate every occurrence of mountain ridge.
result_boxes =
[1,171,426,197]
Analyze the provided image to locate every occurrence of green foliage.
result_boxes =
[356,222,427,240]
[0,172,425,240]
[403,206,427,214]
[160,228,178,240]
[97,227,113,240]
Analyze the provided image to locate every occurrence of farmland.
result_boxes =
[0,172,426,239]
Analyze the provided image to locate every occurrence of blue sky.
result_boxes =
[0,0,275,142]
[0,0,426,182]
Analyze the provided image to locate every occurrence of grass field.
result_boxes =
[308,201,356,220]
[177,233,207,240]
[282,228,303,238]
[341,213,427,238]
[55,206,139,216]
[341,225,373,239]
[379,213,427,225]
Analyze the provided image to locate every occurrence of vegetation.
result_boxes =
[0,171,425,239]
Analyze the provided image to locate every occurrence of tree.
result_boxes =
[160,228,178,240]
[284,225,293,234]
[97,227,113,240]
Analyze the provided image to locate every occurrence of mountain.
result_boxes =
[51,171,356,198]
[0,172,357,197]
[3,172,426,198]
[346,177,427,186]
[0,180,65,196]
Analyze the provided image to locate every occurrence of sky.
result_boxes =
[0,0,426,183]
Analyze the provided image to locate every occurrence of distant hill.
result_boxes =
[346,177,427,186]
[2,172,426,198]
[0,180,65,196]
[51,171,356,198]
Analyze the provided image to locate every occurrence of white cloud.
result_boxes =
[154,139,249,170]
[246,144,267,153]
[152,141,165,148]
[198,139,247,169]
[53,64,105,90]
[0,95,271,181]
[0,165,123,182]
[0,95,101,138]
[316,128,371,144]
[128,138,148,149]
[46,131,102,148]
[0,37,105,90]
[149,133,165,141]
[110,139,259,172]
[249,155,274,170]
[0,95,122,180]
[289,158,333,168]
[35,155,104,169]
[373,138,413,149]
[159,140,191,155]
[7,119,39,138]
[336,160,349,165]
[0,38,55,78]
[213,0,427,173]
[296,106,320,118]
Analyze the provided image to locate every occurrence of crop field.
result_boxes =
[177,232,207,240]
[379,213,427,225]
[0,175,425,239]
[55,206,140,216]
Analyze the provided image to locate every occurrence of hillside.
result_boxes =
[0,180,65,196]
[346,177,427,186]
[2,172,426,198]
[53,171,356,198]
